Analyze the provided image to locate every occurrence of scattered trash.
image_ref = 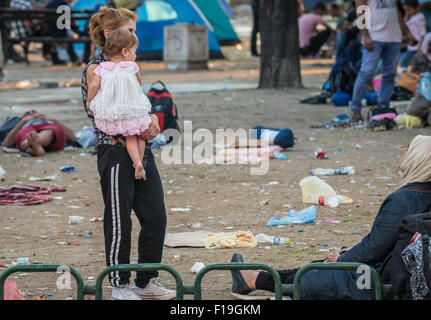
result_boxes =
[265,181,279,186]
[204,230,258,249]
[0,165,6,181]
[355,144,362,150]
[28,174,58,181]
[85,233,92,238]
[68,216,84,225]
[170,208,191,213]
[68,206,81,209]
[309,166,355,176]
[60,166,75,173]
[192,222,201,229]
[273,151,287,160]
[331,113,351,126]
[314,147,328,159]
[255,233,291,245]
[266,206,316,226]
[259,199,269,206]
[299,176,353,207]
[190,262,205,274]
[89,217,104,222]
[353,228,363,235]
[36,295,46,300]
[394,113,423,129]
[325,219,341,224]
[16,258,30,264]
[298,229,304,233]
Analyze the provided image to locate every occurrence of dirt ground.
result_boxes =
[1,39,430,301]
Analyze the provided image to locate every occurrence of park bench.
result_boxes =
[0,8,93,65]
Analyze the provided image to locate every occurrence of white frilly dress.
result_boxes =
[90,61,152,136]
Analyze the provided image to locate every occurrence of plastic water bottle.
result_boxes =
[273,151,287,160]
[308,195,340,208]
[255,233,290,245]
[299,176,337,204]
[0,165,6,180]
[309,166,355,176]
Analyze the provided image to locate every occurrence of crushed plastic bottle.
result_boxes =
[255,233,291,245]
[273,151,287,160]
[0,165,6,180]
[68,216,84,225]
[309,166,355,176]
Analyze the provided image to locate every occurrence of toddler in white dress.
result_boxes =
[87,29,152,179]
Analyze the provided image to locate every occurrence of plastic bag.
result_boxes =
[265,206,316,226]
[417,72,431,101]
[4,281,23,300]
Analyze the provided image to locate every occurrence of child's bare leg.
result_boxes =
[137,137,147,179]
[125,135,145,179]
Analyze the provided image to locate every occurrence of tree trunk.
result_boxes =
[259,0,303,89]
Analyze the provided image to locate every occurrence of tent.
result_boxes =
[72,0,225,60]
[302,0,335,11]
[193,0,239,45]
[218,0,234,18]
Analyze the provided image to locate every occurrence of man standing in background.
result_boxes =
[349,0,415,122]
[250,0,259,56]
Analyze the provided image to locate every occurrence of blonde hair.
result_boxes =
[89,6,137,51]
[104,29,138,57]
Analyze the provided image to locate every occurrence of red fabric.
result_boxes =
[15,122,67,152]
[153,113,165,132]
[0,184,66,205]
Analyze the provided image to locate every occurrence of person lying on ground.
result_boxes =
[3,109,76,156]
[231,135,431,300]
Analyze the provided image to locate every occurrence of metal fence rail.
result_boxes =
[0,262,394,300]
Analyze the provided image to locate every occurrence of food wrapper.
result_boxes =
[204,230,258,249]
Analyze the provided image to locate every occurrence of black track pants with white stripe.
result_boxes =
[97,144,167,288]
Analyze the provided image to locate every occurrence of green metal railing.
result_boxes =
[193,262,287,300]
[292,262,384,300]
[0,262,393,300]
[95,263,184,300]
[0,264,87,300]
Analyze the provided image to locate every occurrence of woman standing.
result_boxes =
[82,7,175,300]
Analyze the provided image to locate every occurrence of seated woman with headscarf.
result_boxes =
[230,135,431,300]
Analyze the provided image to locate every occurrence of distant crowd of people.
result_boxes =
[276,0,431,123]
[0,0,146,69]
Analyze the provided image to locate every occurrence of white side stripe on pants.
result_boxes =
[109,164,121,287]
[114,163,121,287]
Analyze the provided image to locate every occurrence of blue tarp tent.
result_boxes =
[73,0,224,60]
[302,0,335,11]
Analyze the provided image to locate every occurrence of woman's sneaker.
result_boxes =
[111,285,141,300]
[133,278,176,300]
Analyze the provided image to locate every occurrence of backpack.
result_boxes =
[380,191,431,300]
[0,116,20,145]
[328,60,359,95]
[147,81,179,133]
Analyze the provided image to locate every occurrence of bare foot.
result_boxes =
[27,132,45,156]
[240,270,258,291]
[134,162,146,180]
